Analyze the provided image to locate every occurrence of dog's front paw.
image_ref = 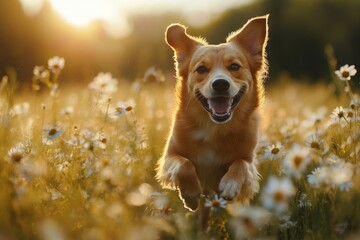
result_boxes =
[219,174,244,200]
[179,190,201,211]
[177,161,202,211]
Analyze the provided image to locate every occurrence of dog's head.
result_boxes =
[166,16,268,124]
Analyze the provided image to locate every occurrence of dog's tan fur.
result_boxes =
[156,16,269,211]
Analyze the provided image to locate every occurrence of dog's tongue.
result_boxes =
[208,97,232,114]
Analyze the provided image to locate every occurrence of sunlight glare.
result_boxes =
[49,0,109,27]
[19,0,45,17]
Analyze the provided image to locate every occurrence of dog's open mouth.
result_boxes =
[195,87,246,123]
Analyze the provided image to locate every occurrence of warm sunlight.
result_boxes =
[47,0,131,38]
[18,0,251,38]
[48,0,108,27]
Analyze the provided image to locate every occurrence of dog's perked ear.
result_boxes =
[165,24,205,64]
[227,15,269,72]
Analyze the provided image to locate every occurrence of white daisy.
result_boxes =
[44,126,64,140]
[228,203,271,238]
[111,100,136,118]
[261,176,295,214]
[205,194,227,212]
[335,64,357,81]
[7,143,27,163]
[331,162,353,191]
[88,72,118,95]
[282,144,310,178]
[305,134,323,150]
[307,167,328,188]
[330,106,345,122]
[264,142,283,160]
[10,102,30,117]
[48,56,65,74]
[61,106,74,116]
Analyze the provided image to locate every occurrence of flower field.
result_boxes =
[0,57,359,239]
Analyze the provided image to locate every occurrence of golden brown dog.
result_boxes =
[157,15,268,211]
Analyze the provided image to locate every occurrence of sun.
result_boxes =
[49,0,108,27]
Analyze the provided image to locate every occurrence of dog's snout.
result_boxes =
[212,79,230,93]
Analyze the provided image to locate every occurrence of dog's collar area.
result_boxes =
[195,86,246,123]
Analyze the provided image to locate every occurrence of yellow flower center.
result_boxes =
[341,71,350,78]
[212,200,220,207]
[49,128,57,136]
[274,191,285,202]
[337,111,344,118]
[11,153,23,163]
[242,216,255,232]
[310,141,320,149]
[271,147,280,154]
[293,155,303,168]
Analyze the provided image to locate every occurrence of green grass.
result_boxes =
[0,60,359,240]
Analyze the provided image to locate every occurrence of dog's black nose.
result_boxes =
[212,79,230,93]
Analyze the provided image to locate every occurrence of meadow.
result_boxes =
[0,57,359,240]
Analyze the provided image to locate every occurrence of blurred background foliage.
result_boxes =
[0,0,360,87]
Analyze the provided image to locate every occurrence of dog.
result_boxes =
[156,15,268,211]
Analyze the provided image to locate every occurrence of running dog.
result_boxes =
[157,15,268,211]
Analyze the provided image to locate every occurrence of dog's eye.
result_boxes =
[196,66,209,74]
[228,63,240,71]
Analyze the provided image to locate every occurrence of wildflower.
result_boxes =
[261,176,295,214]
[8,144,26,163]
[82,190,89,199]
[298,193,312,208]
[335,222,348,235]
[88,72,118,95]
[44,126,64,140]
[331,162,353,191]
[33,65,45,77]
[48,56,65,74]
[282,144,310,178]
[302,107,327,128]
[264,142,283,160]
[100,166,116,186]
[111,100,135,118]
[350,94,360,109]
[57,161,70,173]
[278,215,297,230]
[40,219,67,240]
[46,187,64,200]
[335,64,357,81]
[307,167,328,188]
[106,203,124,220]
[143,66,165,83]
[50,84,60,97]
[80,130,107,151]
[305,134,323,150]
[10,102,30,117]
[228,203,271,239]
[150,192,170,212]
[344,108,355,122]
[32,65,47,91]
[205,194,227,212]
[61,106,74,116]
[330,106,345,122]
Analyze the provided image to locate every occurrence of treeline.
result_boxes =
[0,0,359,85]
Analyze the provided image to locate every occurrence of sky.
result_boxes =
[18,0,251,38]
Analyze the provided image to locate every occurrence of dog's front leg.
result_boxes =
[158,155,202,211]
[219,160,259,202]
